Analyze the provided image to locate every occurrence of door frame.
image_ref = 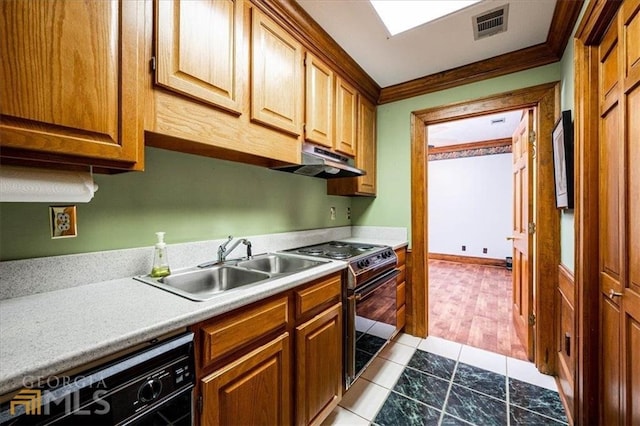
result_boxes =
[408,82,560,374]
[573,1,622,424]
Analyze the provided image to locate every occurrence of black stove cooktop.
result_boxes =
[287,241,382,260]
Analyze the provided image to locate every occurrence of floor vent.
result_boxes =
[473,4,509,40]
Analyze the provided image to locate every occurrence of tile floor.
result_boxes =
[428,260,527,360]
[322,334,568,426]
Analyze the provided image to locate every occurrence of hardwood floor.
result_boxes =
[428,259,527,360]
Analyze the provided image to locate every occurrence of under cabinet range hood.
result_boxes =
[272,143,365,179]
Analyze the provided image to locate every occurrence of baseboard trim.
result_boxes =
[428,253,506,267]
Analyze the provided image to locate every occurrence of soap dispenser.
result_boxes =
[150,232,171,278]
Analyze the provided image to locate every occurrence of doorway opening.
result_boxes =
[426,109,528,360]
[407,82,560,374]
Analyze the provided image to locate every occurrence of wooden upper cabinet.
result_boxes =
[355,96,377,194]
[250,8,303,136]
[327,95,377,196]
[155,0,242,114]
[305,52,334,148]
[334,76,358,157]
[0,0,144,170]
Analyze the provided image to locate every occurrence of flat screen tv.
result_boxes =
[552,110,574,209]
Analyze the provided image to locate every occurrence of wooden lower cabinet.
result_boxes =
[200,333,291,426]
[295,303,342,426]
[194,272,343,425]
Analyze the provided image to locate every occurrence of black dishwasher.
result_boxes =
[0,332,194,425]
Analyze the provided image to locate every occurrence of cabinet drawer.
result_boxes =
[201,296,289,367]
[397,281,406,307]
[395,248,406,266]
[397,264,406,285]
[295,274,342,319]
[397,304,406,331]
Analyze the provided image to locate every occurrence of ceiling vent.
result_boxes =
[473,4,509,40]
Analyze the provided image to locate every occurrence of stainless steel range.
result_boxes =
[286,241,400,388]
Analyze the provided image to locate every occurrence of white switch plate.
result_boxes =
[330,207,336,220]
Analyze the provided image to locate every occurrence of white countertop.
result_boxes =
[0,260,344,395]
[0,237,408,396]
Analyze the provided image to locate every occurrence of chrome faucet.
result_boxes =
[217,236,252,262]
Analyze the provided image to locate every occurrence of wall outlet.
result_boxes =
[483,247,488,254]
[346,207,351,220]
[462,245,466,251]
[330,207,336,220]
[50,206,77,238]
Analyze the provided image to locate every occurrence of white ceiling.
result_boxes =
[428,110,523,147]
[297,0,558,88]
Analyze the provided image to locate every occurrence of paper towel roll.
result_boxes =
[0,166,99,203]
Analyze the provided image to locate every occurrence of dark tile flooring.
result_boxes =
[372,350,568,426]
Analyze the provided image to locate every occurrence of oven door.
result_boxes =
[346,268,400,388]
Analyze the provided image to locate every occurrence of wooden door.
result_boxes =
[200,333,291,426]
[305,52,334,148]
[155,0,242,114]
[598,2,640,424]
[334,76,358,157]
[511,110,534,361]
[295,303,342,426]
[0,0,144,169]
[250,7,303,136]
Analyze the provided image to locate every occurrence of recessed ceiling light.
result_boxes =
[370,0,482,36]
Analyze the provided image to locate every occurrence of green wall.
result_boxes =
[352,63,563,249]
[0,147,352,261]
[556,1,589,273]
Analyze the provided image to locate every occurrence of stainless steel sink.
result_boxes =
[236,254,325,274]
[135,266,270,302]
[135,253,328,301]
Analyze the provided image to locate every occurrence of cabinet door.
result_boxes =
[0,0,143,169]
[356,96,377,194]
[305,52,334,148]
[155,0,242,114]
[334,77,357,157]
[295,303,342,426]
[251,8,303,136]
[326,95,377,196]
[201,333,291,426]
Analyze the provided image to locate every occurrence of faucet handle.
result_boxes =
[221,235,233,249]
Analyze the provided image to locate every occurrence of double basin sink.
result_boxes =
[135,253,328,301]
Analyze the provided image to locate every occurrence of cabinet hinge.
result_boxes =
[198,395,203,413]
[528,222,536,234]
[150,56,157,72]
[528,313,536,326]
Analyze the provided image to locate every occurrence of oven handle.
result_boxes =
[354,269,400,301]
